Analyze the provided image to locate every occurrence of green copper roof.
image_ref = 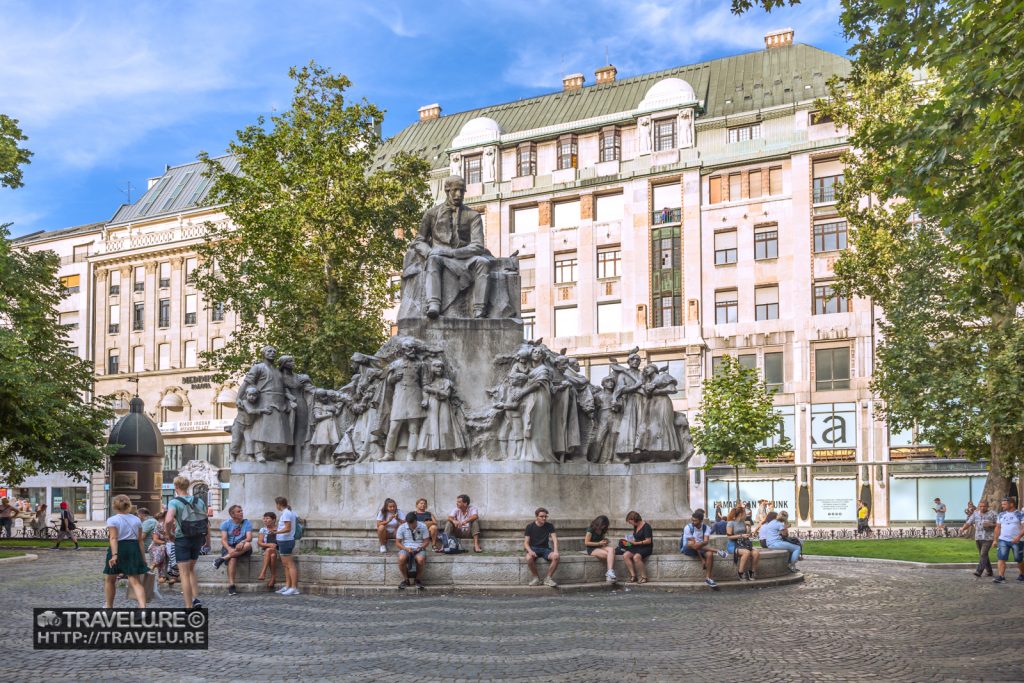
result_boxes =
[374,43,850,171]
[109,154,238,226]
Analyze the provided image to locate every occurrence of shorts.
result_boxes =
[935,515,945,525]
[398,548,424,562]
[682,547,702,558]
[277,539,296,556]
[996,539,1023,562]
[221,543,253,560]
[616,544,653,559]
[529,545,554,560]
[174,535,205,563]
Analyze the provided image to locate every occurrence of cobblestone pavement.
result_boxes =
[1,552,1021,682]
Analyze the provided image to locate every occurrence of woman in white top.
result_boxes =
[103,494,148,608]
[274,496,300,596]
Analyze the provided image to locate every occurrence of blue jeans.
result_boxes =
[768,540,801,564]
[996,539,1023,563]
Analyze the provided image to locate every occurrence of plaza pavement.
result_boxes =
[0,551,1021,682]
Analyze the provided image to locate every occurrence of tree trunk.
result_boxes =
[980,431,1015,507]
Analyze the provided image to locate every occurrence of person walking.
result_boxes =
[52,501,80,550]
[165,475,209,608]
[992,497,1024,584]
[856,500,872,536]
[103,495,148,608]
[933,498,947,530]
[274,497,300,595]
[960,500,997,578]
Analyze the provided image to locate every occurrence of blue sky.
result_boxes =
[0,0,847,238]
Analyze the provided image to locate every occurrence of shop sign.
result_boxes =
[812,478,857,521]
[811,402,856,449]
[181,374,216,389]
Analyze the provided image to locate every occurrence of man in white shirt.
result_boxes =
[992,497,1023,584]
[396,512,430,590]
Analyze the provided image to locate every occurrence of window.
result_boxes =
[159,261,171,288]
[769,167,783,195]
[811,110,834,125]
[739,354,757,371]
[652,183,680,224]
[522,313,535,340]
[594,193,623,222]
[714,230,738,265]
[519,257,535,288]
[211,301,225,322]
[158,299,170,328]
[715,290,738,324]
[132,302,145,331]
[727,123,761,143]
[813,175,843,204]
[72,244,90,263]
[755,227,778,260]
[59,311,79,330]
[597,302,622,334]
[133,346,145,373]
[59,274,80,295]
[185,294,198,325]
[654,118,676,151]
[589,363,610,386]
[109,271,120,296]
[728,174,741,201]
[764,352,784,392]
[552,200,580,228]
[108,304,120,334]
[463,155,482,184]
[709,176,723,204]
[512,206,538,234]
[158,343,171,370]
[712,355,726,375]
[516,143,536,176]
[556,135,578,170]
[814,221,848,252]
[133,266,145,292]
[107,349,120,375]
[599,128,621,162]
[184,340,198,368]
[755,286,780,321]
[814,283,849,315]
[554,253,578,284]
[597,247,621,278]
[185,257,197,284]
[651,226,681,327]
[554,306,579,337]
[211,337,226,352]
[815,347,851,390]
[748,170,762,198]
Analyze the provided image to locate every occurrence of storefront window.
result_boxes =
[51,487,88,516]
[707,479,795,517]
[812,477,857,522]
[15,487,48,508]
[888,475,985,523]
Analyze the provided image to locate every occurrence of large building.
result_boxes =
[11,30,987,525]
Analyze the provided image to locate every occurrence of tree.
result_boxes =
[692,356,791,505]
[195,62,431,387]
[734,0,1024,503]
[0,116,115,485]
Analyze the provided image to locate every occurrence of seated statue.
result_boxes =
[399,175,520,320]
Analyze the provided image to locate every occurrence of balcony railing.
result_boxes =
[185,313,197,325]
[651,207,682,225]
[108,323,120,334]
[101,221,213,254]
[133,282,145,292]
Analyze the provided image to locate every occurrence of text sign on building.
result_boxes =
[811,402,856,449]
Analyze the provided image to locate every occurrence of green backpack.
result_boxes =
[175,496,208,538]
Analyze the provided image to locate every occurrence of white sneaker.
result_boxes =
[605,570,617,582]
[528,577,542,586]
[282,587,300,596]
[543,577,558,588]
[379,545,387,553]
[717,550,728,558]
[276,586,289,594]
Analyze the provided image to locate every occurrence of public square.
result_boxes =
[1,552,1021,682]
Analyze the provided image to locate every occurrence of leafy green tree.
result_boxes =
[692,356,791,503]
[0,116,115,485]
[195,62,431,387]
[734,0,1024,503]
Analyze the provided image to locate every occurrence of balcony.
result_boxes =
[185,313,197,325]
[101,221,212,254]
[651,208,681,225]
[813,175,843,204]
[108,323,120,334]
[133,322,144,332]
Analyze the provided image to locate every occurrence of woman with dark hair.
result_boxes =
[584,515,617,582]
[375,498,404,553]
[616,511,654,583]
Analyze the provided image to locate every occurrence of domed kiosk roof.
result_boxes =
[108,396,164,457]
[451,116,503,149]
[637,77,697,114]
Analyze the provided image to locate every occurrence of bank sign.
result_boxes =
[811,403,857,449]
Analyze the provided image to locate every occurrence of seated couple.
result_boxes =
[376,494,483,554]
[583,512,654,584]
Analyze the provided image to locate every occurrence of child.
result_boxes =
[309,389,340,465]
[588,376,621,463]
[493,370,527,460]
[256,511,279,591]
[229,387,268,462]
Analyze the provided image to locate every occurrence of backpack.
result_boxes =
[438,532,463,554]
[175,496,208,538]
[293,516,306,541]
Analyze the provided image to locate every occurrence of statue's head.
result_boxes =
[601,375,616,390]
[401,340,418,358]
[628,353,642,369]
[568,358,581,372]
[529,346,546,363]
[444,175,466,208]
[244,387,259,402]
[643,364,659,379]
[516,347,531,362]
[509,370,527,386]
[315,388,330,401]
[278,355,295,371]
[261,345,277,362]
[554,355,570,369]
[430,358,445,376]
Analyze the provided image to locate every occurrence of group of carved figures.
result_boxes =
[230,343,692,467]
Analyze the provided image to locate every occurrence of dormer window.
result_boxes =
[557,135,578,170]
[517,143,536,176]
[463,155,482,184]
[599,127,621,162]
[654,118,676,151]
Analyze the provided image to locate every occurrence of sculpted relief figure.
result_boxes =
[610,347,645,459]
[378,340,426,461]
[403,175,492,319]
[550,353,582,462]
[309,389,340,465]
[229,387,270,462]
[237,345,295,463]
[636,364,681,457]
[280,355,315,464]
[588,376,621,463]
[417,358,468,460]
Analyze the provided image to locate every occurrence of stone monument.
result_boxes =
[229,175,694,531]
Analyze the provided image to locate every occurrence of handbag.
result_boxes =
[735,537,754,551]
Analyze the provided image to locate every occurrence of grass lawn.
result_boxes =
[803,538,981,563]
[0,539,108,549]
[0,550,26,559]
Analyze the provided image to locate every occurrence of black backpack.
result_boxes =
[175,496,208,538]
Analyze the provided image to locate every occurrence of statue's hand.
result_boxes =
[421,400,428,409]
[430,246,454,258]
